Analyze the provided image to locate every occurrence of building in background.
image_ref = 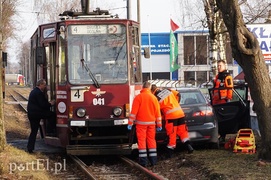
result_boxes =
[141,23,271,86]
[141,31,238,86]
[141,33,172,80]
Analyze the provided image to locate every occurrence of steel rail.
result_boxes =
[69,155,97,180]
[7,90,28,112]
[120,156,166,180]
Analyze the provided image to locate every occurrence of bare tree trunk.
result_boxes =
[216,0,271,160]
[0,0,6,152]
[204,0,218,78]
[203,0,227,79]
[217,32,226,64]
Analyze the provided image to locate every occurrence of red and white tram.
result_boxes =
[30,4,142,155]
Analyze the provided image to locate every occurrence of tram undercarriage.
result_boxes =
[67,124,137,155]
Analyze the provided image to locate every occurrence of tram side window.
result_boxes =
[132,27,139,46]
[59,36,66,84]
[130,26,142,83]
[133,46,142,83]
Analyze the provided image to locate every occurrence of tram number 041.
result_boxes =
[93,98,105,105]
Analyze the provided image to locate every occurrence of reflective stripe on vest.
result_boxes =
[165,107,182,115]
[135,120,156,125]
[157,89,172,103]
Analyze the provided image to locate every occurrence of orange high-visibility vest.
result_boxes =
[213,71,233,105]
[129,88,162,127]
[170,89,180,103]
[154,89,185,119]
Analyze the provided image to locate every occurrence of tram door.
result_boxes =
[44,43,57,134]
[45,43,57,102]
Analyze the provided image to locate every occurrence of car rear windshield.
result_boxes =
[180,91,206,105]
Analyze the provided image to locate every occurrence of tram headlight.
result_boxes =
[113,107,123,117]
[76,108,86,118]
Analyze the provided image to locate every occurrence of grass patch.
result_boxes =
[190,148,271,179]
[0,145,52,180]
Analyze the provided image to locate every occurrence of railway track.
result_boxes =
[6,88,29,112]
[3,88,170,180]
[4,86,168,179]
[70,155,167,180]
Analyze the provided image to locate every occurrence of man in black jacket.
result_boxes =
[27,79,55,153]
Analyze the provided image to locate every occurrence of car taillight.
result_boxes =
[192,110,213,117]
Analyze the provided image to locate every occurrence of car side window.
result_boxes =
[231,87,246,102]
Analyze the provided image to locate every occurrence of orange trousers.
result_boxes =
[136,124,157,166]
[136,124,156,150]
[165,117,189,149]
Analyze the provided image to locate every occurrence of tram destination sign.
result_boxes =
[69,24,122,34]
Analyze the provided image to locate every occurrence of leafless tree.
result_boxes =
[18,41,30,84]
[2,0,19,50]
[203,0,227,78]
[216,0,271,160]
[241,0,271,23]
[33,0,81,24]
[202,0,271,79]
[16,0,82,84]
[175,0,206,31]
[0,0,19,153]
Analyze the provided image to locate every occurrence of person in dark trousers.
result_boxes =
[212,60,233,143]
[27,79,55,153]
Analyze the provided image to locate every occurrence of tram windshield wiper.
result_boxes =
[80,59,100,88]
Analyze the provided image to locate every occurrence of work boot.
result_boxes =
[184,141,194,154]
[138,157,148,167]
[149,156,157,166]
[166,147,174,158]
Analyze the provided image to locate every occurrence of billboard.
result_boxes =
[141,33,170,55]
[247,24,271,64]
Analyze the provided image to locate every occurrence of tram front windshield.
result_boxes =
[67,24,127,85]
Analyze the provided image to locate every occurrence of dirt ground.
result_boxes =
[2,86,271,180]
[2,86,83,180]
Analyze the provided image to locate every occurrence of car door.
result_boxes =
[209,83,251,135]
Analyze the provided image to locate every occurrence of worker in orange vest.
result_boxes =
[128,81,162,167]
[151,85,193,158]
[212,60,233,142]
[212,60,233,105]
[169,88,181,103]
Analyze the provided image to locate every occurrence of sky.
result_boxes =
[7,0,205,63]
[7,0,37,63]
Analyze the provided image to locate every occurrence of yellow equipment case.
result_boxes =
[233,129,256,154]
